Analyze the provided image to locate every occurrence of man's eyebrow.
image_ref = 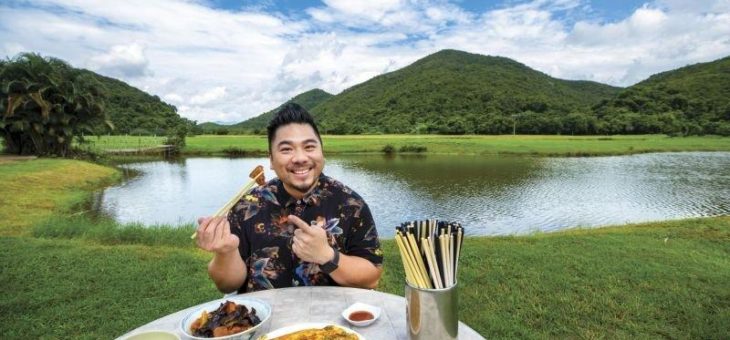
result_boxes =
[276,140,293,148]
[275,138,319,147]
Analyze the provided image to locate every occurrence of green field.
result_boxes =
[1,159,729,339]
[82,134,730,157]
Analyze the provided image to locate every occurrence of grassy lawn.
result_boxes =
[0,158,119,236]
[83,134,730,156]
[1,158,729,339]
[81,135,167,151]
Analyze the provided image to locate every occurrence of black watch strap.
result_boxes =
[320,247,340,274]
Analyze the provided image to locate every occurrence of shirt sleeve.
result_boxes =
[343,201,383,266]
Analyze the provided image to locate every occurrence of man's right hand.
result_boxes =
[196,216,239,254]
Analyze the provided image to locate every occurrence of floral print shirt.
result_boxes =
[228,173,383,293]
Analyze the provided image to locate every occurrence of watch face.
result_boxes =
[321,248,339,274]
[320,261,337,274]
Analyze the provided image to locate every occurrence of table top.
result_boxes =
[119,286,484,339]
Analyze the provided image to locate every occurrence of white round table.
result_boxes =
[119,286,484,339]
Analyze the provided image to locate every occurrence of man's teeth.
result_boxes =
[293,169,309,174]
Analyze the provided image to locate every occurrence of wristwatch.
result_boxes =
[320,247,340,274]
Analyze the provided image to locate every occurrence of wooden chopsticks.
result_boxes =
[191,165,265,239]
[395,219,464,289]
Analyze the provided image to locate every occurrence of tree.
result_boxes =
[562,112,589,135]
[438,116,467,134]
[1,53,113,156]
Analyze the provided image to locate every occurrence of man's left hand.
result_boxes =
[289,215,334,264]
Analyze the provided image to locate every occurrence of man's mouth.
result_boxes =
[291,168,311,175]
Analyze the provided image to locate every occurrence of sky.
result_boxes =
[1,1,729,124]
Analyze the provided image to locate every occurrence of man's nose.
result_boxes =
[291,147,307,163]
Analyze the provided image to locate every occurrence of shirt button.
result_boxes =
[297,200,302,205]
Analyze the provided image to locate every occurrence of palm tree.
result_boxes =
[0,53,113,156]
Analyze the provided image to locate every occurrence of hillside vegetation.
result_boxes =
[311,49,621,134]
[595,56,730,135]
[200,89,333,134]
[213,50,730,136]
[86,71,195,135]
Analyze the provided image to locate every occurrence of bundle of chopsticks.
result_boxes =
[191,165,265,239]
[395,219,464,289]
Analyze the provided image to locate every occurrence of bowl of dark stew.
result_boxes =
[180,296,271,340]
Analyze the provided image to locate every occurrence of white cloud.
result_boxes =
[2,42,26,58]
[163,93,183,103]
[190,86,227,105]
[569,6,669,46]
[1,0,729,124]
[88,43,152,78]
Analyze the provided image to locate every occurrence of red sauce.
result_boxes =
[349,310,374,322]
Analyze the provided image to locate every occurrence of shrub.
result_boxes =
[399,145,427,153]
[381,144,395,154]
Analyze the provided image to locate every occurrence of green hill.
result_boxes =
[95,50,730,136]
[199,89,333,134]
[233,88,333,131]
[594,56,730,135]
[81,71,194,135]
[309,49,622,134]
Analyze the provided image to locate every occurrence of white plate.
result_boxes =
[180,296,272,340]
[257,322,364,340]
[341,302,381,327]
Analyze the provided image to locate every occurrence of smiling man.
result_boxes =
[196,103,383,293]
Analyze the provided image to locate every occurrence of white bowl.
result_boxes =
[121,330,181,340]
[180,296,271,340]
[341,302,381,327]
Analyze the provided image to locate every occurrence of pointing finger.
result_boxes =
[287,215,313,233]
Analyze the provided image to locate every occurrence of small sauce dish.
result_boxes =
[342,302,381,327]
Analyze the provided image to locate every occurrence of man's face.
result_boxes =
[269,123,324,199]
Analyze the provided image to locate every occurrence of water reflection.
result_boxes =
[95,152,730,237]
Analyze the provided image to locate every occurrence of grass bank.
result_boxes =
[84,134,730,157]
[2,158,729,338]
[0,158,119,236]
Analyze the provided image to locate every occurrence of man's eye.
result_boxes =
[280,147,292,153]
[305,145,316,151]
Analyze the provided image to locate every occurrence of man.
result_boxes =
[195,103,383,293]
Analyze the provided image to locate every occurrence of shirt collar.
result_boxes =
[276,173,327,207]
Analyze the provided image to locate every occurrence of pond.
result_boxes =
[92,152,730,237]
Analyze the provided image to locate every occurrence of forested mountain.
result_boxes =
[309,49,622,134]
[233,89,332,132]
[593,56,730,135]
[199,89,332,134]
[82,71,195,135]
[177,49,730,136]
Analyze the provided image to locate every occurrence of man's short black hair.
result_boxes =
[267,103,322,152]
